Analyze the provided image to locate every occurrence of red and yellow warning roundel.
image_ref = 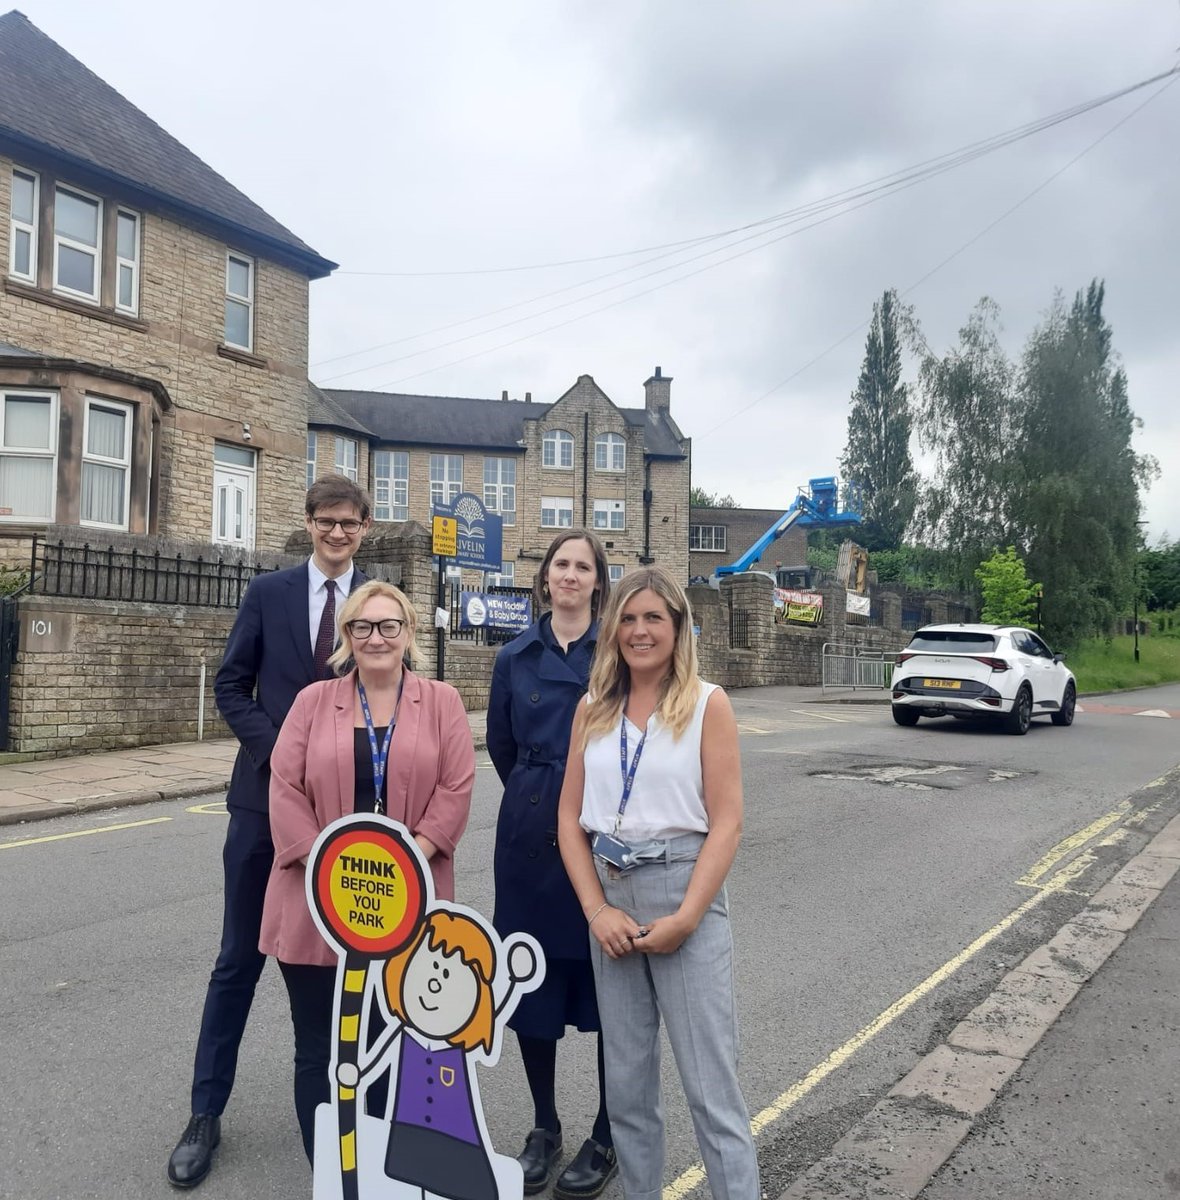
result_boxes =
[312,820,427,958]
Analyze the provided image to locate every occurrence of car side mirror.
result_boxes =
[1053,653,1066,664]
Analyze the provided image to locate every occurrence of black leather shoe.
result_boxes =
[167,1114,221,1189]
[554,1139,618,1200]
[518,1126,562,1195]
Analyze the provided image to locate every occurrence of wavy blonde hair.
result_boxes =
[328,579,425,673]
[582,566,700,746]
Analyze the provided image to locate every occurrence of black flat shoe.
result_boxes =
[554,1138,618,1200]
[167,1114,221,1189]
[518,1126,563,1194]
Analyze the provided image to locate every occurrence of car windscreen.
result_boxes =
[906,632,998,653]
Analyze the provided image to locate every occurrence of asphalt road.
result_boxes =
[2,683,1179,1200]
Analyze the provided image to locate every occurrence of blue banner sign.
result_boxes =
[433,492,503,571]
[460,591,532,633]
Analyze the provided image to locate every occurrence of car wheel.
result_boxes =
[892,705,920,727]
[1051,682,1077,727]
[1004,686,1032,735]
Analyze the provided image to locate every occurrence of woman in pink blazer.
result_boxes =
[260,580,475,1162]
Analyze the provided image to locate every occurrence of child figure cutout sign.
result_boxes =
[307,815,543,1200]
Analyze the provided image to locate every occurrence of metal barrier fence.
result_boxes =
[821,642,900,692]
[29,535,273,608]
[448,583,535,647]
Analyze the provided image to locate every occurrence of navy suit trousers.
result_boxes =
[191,808,274,1116]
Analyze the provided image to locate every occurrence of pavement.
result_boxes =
[3,683,1178,1198]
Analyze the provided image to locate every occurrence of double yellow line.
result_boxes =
[664,784,1166,1200]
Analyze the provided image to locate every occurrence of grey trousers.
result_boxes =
[591,843,760,1200]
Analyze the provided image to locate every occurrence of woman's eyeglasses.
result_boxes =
[311,517,364,534]
[345,618,407,639]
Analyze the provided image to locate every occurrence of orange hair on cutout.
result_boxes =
[383,911,497,1053]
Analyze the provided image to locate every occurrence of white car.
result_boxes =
[890,623,1077,735]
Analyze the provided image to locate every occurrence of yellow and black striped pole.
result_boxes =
[333,959,368,1200]
[308,817,429,1200]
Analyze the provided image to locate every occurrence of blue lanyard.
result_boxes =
[614,713,647,835]
[357,679,402,815]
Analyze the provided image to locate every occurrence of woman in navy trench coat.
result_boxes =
[488,529,617,1199]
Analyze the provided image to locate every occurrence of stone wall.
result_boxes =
[11,594,234,754]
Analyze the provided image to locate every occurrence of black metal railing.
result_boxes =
[730,607,751,649]
[448,583,535,647]
[29,535,275,608]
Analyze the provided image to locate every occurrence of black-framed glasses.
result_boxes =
[311,517,364,534]
[346,618,407,640]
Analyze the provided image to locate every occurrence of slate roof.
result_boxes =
[0,11,335,278]
[0,339,38,356]
[321,389,688,459]
[308,384,374,437]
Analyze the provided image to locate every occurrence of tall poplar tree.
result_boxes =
[1015,280,1156,645]
[840,289,917,550]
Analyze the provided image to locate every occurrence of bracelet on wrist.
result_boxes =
[587,902,609,927]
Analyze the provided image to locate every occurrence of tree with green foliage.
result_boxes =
[689,486,736,508]
[914,298,1022,591]
[1015,280,1157,646]
[1141,538,1180,611]
[975,547,1039,625]
[841,289,917,551]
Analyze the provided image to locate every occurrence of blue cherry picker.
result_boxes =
[710,476,862,586]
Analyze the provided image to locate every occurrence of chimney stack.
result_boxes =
[501,390,509,402]
[644,365,672,414]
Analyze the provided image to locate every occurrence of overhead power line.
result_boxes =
[312,65,1179,388]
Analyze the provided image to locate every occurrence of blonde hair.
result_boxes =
[383,911,496,1053]
[582,566,700,746]
[328,579,425,673]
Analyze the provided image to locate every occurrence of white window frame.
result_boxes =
[224,251,255,351]
[9,167,38,284]
[114,207,141,316]
[0,389,58,523]
[52,182,102,303]
[485,561,515,588]
[374,449,410,521]
[306,430,317,489]
[430,453,463,507]
[541,495,574,528]
[608,564,625,584]
[483,456,516,526]
[80,397,133,530]
[594,432,626,472]
[593,498,626,531]
[334,436,358,481]
[542,429,574,469]
[690,525,728,552]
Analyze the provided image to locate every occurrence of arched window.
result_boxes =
[594,432,625,472]
[542,428,574,469]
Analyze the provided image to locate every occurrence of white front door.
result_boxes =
[212,462,255,548]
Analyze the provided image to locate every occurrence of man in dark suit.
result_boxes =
[167,475,372,1188]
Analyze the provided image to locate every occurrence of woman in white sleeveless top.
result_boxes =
[557,567,759,1200]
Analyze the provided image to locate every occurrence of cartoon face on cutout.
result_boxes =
[400,939,479,1041]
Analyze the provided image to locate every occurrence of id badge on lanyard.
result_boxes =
[591,714,645,872]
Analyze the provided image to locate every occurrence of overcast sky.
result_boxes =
[20,0,1180,542]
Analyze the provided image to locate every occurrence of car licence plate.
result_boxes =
[923,678,961,689]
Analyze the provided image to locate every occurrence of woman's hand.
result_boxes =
[591,905,643,959]
[632,912,694,955]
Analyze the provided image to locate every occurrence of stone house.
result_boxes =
[0,11,334,561]
[313,369,692,588]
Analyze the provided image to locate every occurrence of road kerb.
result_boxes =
[776,813,1180,1200]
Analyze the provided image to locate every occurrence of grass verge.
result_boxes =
[1068,632,1180,693]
